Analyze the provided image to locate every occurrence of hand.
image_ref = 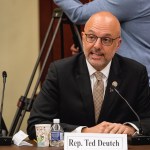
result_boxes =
[82,121,136,136]
[70,44,79,55]
[102,122,136,136]
[82,121,110,133]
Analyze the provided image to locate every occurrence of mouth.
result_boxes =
[91,51,104,59]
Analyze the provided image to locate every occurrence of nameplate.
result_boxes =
[64,133,127,150]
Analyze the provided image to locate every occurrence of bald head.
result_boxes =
[84,11,121,37]
[82,11,122,71]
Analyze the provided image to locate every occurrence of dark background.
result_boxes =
[39,0,89,82]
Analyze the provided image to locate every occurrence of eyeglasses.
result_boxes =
[84,33,120,46]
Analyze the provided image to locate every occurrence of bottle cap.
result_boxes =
[53,119,60,123]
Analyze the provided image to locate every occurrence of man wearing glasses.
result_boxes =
[27,12,150,140]
[53,0,150,87]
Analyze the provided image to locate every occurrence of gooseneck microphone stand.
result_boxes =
[0,72,7,137]
[0,72,12,145]
[8,8,82,136]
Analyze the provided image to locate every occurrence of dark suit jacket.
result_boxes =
[27,53,150,139]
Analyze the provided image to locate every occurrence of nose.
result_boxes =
[93,38,103,49]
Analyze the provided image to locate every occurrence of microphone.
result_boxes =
[110,81,150,145]
[2,71,7,83]
[0,71,12,146]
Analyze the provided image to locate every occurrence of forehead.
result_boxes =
[84,16,117,36]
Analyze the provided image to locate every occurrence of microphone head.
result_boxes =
[112,81,118,88]
[2,71,7,78]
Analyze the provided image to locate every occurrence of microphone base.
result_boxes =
[128,135,150,145]
[0,136,12,146]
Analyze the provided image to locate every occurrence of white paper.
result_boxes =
[12,130,33,146]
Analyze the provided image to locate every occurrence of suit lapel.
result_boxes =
[75,54,95,125]
[98,54,123,122]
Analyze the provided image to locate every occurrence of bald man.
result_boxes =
[54,0,150,87]
[27,12,150,140]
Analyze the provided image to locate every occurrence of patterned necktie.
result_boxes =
[93,71,104,122]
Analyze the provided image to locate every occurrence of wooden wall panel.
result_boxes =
[39,0,73,82]
[39,0,90,82]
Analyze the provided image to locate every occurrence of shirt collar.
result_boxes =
[86,59,111,79]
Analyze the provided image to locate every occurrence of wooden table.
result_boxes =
[0,141,150,150]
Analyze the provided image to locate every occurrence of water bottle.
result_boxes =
[50,119,64,147]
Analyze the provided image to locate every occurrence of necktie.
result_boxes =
[93,71,104,122]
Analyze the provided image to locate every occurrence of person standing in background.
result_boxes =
[53,0,150,86]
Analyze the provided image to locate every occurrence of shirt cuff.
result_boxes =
[124,122,139,136]
[71,126,87,133]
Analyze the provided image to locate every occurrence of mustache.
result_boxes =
[91,48,104,55]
